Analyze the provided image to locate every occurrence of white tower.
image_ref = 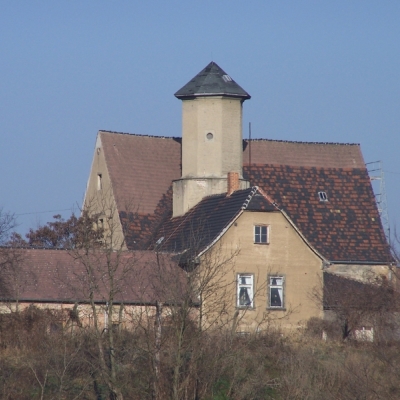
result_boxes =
[173,62,251,217]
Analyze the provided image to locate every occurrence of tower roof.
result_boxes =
[174,61,251,100]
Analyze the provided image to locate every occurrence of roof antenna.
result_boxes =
[248,122,252,165]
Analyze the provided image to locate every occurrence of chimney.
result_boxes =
[227,172,240,196]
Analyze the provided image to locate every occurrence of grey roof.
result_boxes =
[156,187,276,256]
[174,61,251,100]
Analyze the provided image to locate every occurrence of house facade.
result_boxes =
[83,62,394,331]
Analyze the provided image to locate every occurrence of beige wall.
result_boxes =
[174,96,249,216]
[173,177,250,217]
[181,96,243,178]
[201,210,324,332]
[84,133,126,249]
[0,301,160,331]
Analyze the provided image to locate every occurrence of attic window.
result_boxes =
[222,74,232,82]
[318,191,328,202]
[254,225,269,244]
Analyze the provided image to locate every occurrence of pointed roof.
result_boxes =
[174,61,251,100]
[244,164,392,263]
[96,131,392,264]
[156,187,276,256]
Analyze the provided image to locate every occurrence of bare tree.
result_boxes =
[0,209,20,299]
[64,192,154,400]
[312,272,399,341]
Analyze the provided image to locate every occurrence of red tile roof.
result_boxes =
[243,139,365,168]
[100,131,181,215]
[100,132,391,263]
[0,248,187,305]
[244,164,392,262]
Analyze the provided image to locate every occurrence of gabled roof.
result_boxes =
[99,131,181,249]
[245,164,392,263]
[242,139,365,168]
[98,132,391,263]
[174,61,251,100]
[0,248,187,305]
[100,131,181,215]
[156,187,276,255]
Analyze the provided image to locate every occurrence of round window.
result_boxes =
[206,132,214,140]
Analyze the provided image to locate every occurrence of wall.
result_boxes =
[181,96,243,178]
[201,210,324,332]
[84,133,126,249]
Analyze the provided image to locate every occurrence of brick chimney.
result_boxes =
[227,172,240,196]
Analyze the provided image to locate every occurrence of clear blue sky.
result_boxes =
[1,1,399,240]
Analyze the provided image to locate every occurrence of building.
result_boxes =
[0,247,189,330]
[82,62,394,330]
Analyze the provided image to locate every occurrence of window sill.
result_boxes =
[236,306,256,311]
[267,307,286,311]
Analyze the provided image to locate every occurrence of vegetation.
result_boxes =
[0,207,399,399]
[1,309,400,399]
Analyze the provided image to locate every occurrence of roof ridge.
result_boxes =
[99,130,181,140]
[241,187,258,210]
[244,164,366,172]
[245,138,360,146]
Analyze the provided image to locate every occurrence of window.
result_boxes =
[237,274,254,308]
[269,276,284,308]
[254,225,268,244]
[318,191,328,202]
[97,174,102,190]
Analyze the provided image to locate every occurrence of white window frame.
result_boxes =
[237,274,254,308]
[268,276,284,309]
[254,225,269,244]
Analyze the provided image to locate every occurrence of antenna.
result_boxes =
[367,161,390,244]
[249,122,252,165]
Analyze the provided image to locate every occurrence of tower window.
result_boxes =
[206,132,214,141]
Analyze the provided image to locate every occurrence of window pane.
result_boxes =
[270,287,282,307]
[239,287,251,306]
[241,276,252,285]
[255,226,267,243]
[271,277,283,286]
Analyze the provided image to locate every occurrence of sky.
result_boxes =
[1,1,399,242]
